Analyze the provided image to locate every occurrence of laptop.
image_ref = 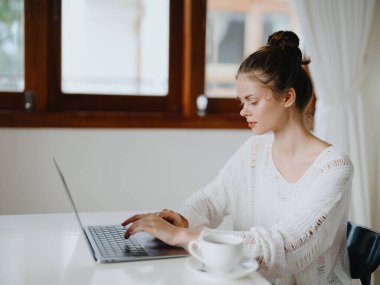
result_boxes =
[53,158,188,263]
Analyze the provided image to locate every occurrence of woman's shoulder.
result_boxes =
[315,144,354,174]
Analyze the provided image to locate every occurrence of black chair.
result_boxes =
[347,221,380,285]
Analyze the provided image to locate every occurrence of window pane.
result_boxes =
[205,0,297,98]
[263,13,290,43]
[0,0,24,92]
[206,12,245,65]
[62,0,169,96]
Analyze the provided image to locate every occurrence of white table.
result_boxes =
[0,212,270,285]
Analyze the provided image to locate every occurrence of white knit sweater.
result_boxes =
[177,134,353,285]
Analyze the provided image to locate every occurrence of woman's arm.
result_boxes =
[120,137,255,245]
[175,137,253,229]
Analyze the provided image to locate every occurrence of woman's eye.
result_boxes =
[250,101,258,105]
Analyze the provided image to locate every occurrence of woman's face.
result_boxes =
[236,73,286,134]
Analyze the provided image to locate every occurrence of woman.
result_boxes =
[122,31,353,284]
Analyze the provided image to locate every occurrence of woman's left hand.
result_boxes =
[121,213,186,247]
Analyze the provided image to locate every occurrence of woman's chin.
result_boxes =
[251,128,262,135]
[251,128,271,136]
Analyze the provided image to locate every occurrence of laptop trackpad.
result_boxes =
[145,238,168,248]
[134,232,188,256]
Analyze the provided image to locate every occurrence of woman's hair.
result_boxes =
[237,31,313,112]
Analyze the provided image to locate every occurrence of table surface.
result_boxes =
[0,211,270,285]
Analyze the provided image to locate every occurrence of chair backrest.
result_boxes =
[346,221,380,283]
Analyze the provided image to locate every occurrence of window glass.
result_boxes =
[61,0,169,96]
[263,13,291,43]
[205,0,298,98]
[0,0,24,91]
[206,12,245,65]
[206,11,245,98]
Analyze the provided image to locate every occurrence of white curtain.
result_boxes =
[292,0,375,227]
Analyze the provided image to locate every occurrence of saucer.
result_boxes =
[186,257,259,280]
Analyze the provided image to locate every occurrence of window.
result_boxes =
[204,0,299,116]
[49,0,182,114]
[0,0,24,110]
[0,0,24,91]
[0,0,311,129]
[206,11,245,98]
[61,0,169,96]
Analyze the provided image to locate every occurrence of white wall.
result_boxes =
[0,128,251,214]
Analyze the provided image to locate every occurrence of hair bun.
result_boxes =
[267,30,299,49]
[267,31,310,65]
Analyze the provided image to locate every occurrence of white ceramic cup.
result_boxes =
[188,234,244,273]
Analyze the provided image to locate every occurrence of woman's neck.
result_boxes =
[272,112,314,158]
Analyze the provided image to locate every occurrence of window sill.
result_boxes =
[0,111,247,129]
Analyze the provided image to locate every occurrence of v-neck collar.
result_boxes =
[268,139,334,186]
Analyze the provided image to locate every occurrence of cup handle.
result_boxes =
[188,240,204,263]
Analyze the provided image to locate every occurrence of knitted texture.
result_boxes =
[176,134,353,285]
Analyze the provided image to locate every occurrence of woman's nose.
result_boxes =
[240,104,249,117]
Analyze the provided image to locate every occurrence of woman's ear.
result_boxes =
[283,88,296,108]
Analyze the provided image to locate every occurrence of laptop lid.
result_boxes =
[53,158,85,229]
[53,158,188,263]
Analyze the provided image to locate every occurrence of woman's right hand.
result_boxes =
[157,209,189,228]
[121,212,198,247]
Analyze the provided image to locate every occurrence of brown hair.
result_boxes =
[237,31,313,112]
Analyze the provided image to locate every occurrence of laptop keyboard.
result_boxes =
[88,225,149,258]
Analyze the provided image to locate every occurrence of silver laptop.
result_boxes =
[53,158,188,263]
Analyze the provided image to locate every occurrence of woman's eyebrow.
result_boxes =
[238,94,258,100]
[245,94,259,99]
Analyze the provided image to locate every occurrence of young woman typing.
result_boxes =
[122,31,353,285]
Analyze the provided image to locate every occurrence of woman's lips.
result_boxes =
[248,122,257,128]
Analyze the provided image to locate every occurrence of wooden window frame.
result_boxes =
[48,0,183,113]
[0,0,253,129]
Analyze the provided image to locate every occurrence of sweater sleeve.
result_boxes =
[201,154,353,275]
[175,137,253,229]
